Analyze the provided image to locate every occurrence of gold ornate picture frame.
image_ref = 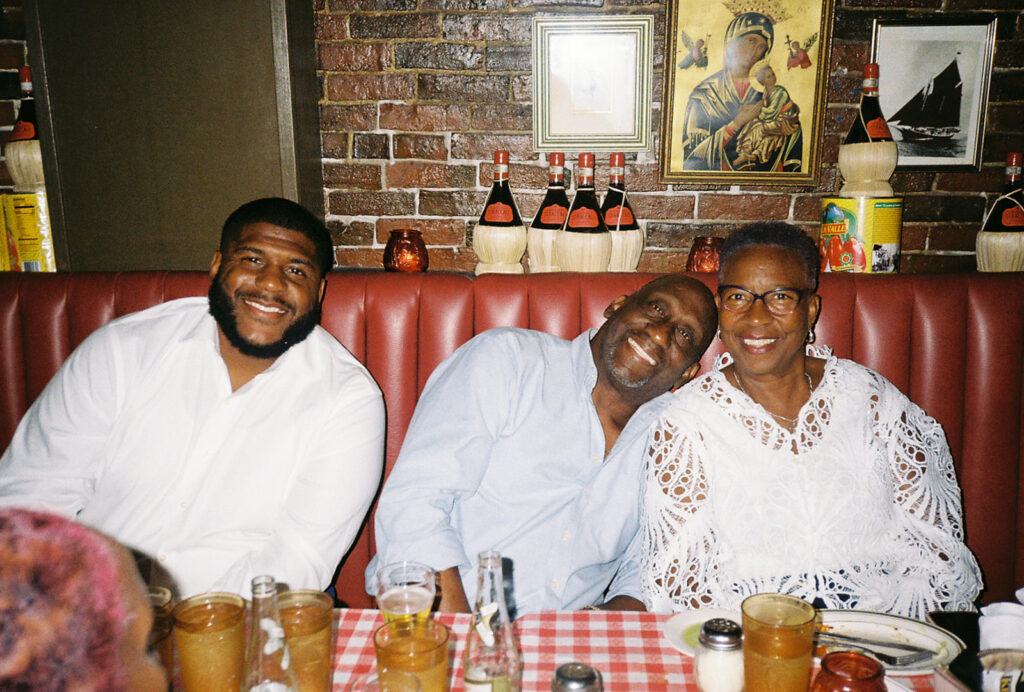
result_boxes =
[659,0,834,185]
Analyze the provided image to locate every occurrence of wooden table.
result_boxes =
[330,609,940,691]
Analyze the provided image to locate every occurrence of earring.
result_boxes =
[718,330,723,340]
[806,329,816,344]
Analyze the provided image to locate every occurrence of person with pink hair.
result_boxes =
[0,507,167,691]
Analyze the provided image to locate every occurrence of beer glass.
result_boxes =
[375,561,436,622]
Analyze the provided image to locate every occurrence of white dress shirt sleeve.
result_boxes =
[210,374,385,595]
[0,327,124,515]
[373,333,518,577]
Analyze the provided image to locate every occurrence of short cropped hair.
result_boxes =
[220,197,334,276]
[0,508,131,690]
[719,221,820,290]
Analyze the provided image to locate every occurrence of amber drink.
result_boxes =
[279,590,335,692]
[742,593,816,692]
[172,592,246,692]
[374,619,450,692]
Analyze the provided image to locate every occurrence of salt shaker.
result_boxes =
[694,618,744,692]
[551,662,603,691]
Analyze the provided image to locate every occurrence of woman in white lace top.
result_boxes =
[639,222,982,619]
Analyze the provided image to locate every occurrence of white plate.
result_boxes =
[662,608,742,656]
[819,609,965,676]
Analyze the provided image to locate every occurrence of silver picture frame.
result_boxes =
[532,15,654,152]
[871,17,997,170]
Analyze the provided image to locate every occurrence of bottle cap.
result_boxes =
[863,63,879,78]
[698,618,743,651]
[609,152,625,167]
[551,662,603,691]
[579,152,594,168]
[494,150,509,165]
[549,152,564,166]
[18,66,31,91]
[1007,152,1023,167]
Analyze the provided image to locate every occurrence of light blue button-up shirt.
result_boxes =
[369,327,672,615]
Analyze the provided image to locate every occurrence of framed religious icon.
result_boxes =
[871,17,996,170]
[659,0,834,185]
[532,15,655,152]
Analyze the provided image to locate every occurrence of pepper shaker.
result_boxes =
[694,618,744,692]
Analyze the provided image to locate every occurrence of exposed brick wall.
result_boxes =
[1,2,1020,273]
[316,0,1024,273]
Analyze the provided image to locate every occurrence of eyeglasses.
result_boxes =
[717,285,809,315]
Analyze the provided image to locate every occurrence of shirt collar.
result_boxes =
[573,328,600,392]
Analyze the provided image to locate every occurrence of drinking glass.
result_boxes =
[373,619,450,692]
[278,590,335,692]
[171,592,247,692]
[741,593,816,692]
[349,671,422,692]
[147,586,175,676]
[810,651,886,692]
[375,561,436,623]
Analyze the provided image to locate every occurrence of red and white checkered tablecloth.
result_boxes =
[329,609,939,692]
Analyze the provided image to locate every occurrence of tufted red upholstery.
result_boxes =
[1,271,1021,608]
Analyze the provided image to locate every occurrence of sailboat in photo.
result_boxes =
[887,55,962,141]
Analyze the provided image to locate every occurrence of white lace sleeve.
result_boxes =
[640,410,722,611]
[874,375,983,616]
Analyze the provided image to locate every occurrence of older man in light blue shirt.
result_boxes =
[369,276,718,614]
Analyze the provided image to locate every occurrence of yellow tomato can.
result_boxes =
[820,197,902,273]
[2,191,55,272]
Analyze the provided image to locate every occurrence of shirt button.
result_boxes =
[563,531,571,541]
[550,579,558,590]
[179,501,188,510]
[158,553,167,562]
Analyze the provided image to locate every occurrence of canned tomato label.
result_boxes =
[820,197,902,273]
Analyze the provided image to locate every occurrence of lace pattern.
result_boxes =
[640,356,983,618]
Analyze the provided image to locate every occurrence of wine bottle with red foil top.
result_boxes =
[601,152,644,271]
[472,150,526,275]
[5,65,47,190]
[527,152,568,272]
[554,153,610,272]
[976,152,1024,271]
[9,67,37,143]
[844,63,893,145]
[837,63,898,197]
[982,152,1024,232]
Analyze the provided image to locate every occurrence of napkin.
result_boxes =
[978,586,1024,692]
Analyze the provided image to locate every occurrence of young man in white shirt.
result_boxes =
[0,198,385,598]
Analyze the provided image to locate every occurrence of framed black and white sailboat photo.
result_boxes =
[871,17,996,170]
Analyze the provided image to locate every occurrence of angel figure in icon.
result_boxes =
[677,30,711,70]
[786,32,817,69]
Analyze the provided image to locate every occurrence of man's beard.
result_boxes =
[208,277,321,359]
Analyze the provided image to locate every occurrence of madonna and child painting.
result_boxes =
[660,0,833,185]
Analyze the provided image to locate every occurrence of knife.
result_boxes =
[815,629,936,655]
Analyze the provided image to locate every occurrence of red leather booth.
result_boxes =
[1,271,1021,608]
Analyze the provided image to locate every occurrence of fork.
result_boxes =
[826,645,933,667]
[815,633,935,667]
